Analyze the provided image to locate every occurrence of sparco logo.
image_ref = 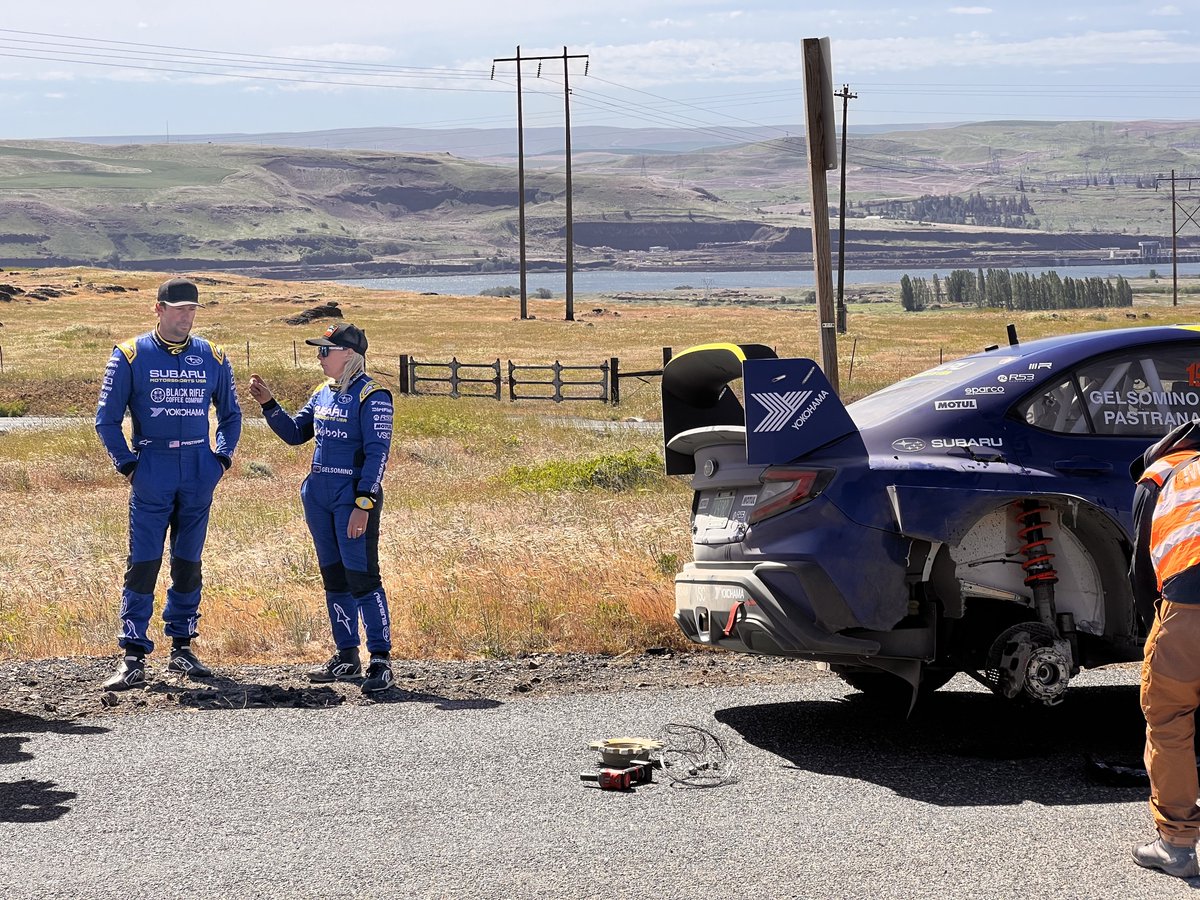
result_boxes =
[965,386,1005,396]
[892,438,925,452]
[934,399,977,411]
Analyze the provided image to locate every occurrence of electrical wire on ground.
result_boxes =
[655,723,738,788]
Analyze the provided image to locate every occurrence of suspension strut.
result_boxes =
[1015,499,1059,628]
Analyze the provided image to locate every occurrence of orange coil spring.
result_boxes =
[1015,502,1059,585]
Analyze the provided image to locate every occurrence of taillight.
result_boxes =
[748,467,833,524]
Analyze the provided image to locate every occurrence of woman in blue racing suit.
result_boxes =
[247,322,394,693]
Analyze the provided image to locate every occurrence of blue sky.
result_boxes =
[1,1,1197,140]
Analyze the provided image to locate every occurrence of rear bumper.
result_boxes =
[674,561,882,657]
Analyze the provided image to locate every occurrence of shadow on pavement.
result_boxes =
[364,689,502,711]
[716,682,1150,807]
[143,675,502,713]
[0,709,108,823]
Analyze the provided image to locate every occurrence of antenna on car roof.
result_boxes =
[1007,323,1019,346]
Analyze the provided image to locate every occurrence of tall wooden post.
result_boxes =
[801,37,839,393]
[563,47,575,322]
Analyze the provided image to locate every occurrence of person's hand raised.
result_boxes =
[247,373,273,404]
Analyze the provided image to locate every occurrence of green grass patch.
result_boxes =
[0,399,28,417]
[500,449,664,492]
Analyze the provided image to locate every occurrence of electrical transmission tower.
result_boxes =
[1156,170,1200,306]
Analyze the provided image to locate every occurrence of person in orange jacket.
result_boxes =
[1129,420,1200,878]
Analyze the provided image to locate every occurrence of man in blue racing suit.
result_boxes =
[95,277,242,690]
[247,321,394,693]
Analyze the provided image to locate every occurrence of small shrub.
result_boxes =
[245,460,274,478]
[533,287,553,299]
[480,285,520,298]
[0,400,28,417]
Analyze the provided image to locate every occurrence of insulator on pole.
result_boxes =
[489,64,495,79]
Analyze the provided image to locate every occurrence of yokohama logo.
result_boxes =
[751,390,812,432]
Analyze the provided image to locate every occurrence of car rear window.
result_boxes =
[849,355,1020,428]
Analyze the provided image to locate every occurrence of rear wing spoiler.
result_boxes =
[661,343,859,475]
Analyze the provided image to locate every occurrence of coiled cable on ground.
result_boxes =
[655,723,738,788]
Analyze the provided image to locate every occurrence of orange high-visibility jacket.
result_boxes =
[1141,450,1200,590]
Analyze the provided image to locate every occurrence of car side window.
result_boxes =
[1020,344,1200,437]
[1020,378,1088,433]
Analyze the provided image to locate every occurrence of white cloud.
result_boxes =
[273,43,396,63]
[948,6,993,13]
[1151,5,1182,14]
[43,91,65,99]
[649,18,696,28]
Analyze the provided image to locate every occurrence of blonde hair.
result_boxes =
[334,351,366,392]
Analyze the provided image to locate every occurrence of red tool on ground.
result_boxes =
[579,761,654,791]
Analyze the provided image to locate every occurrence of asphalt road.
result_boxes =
[1,664,1195,899]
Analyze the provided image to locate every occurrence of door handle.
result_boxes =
[1054,457,1113,475]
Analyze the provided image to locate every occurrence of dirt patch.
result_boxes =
[0,651,821,721]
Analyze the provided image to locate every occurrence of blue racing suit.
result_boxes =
[260,373,393,654]
[95,332,242,653]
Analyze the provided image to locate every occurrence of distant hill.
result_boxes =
[0,120,1197,278]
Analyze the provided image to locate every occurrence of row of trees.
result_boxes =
[900,268,1134,312]
[859,192,1034,228]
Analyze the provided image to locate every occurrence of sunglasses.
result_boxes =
[317,345,348,358]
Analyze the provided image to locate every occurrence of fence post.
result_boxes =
[507,360,516,401]
[449,357,460,399]
[662,346,673,365]
[610,356,620,405]
[847,336,858,384]
[246,340,251,369]
[398,355,410,394]
[491,359,501,401]
[552,361,563,403]
[293,341,298,367]
[0,345,4,372]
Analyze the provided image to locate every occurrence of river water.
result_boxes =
[342,262,1200,298]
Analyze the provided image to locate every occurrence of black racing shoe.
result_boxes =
[308,648,362,683]
[103,655,146,691]
[167,646,213,678]
[1133,837,1200,878]
[362,656,393,694]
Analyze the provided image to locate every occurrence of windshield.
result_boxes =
[848,354,1021,429]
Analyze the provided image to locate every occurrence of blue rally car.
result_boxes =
[661,325,1200,706]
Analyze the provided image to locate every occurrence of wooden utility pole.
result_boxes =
[801,37,839,392]
[835,84,856,334]
[1172,169,1178,306]
[493,47,588,321]
[492,47,530,319]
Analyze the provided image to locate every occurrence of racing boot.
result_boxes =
[1133,837,1200,878]
[103,653,147,691]
[167,641,213,678]
[362,654,393,694]
[307,647,362,683]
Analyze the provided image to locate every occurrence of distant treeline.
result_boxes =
[859,192,1034,228]
[900,268,1134,312]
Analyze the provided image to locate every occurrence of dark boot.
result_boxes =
[362,654,393,694]
[167,642,213,678]
[307,647,362,682]
[103,654,147,691]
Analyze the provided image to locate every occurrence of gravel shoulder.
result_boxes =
[0,650,820,722]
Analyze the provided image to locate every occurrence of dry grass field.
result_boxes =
[0,266,1197,664]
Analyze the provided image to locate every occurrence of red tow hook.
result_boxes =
[722,600,745,636]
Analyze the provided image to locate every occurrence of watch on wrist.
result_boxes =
[355,496,376,511]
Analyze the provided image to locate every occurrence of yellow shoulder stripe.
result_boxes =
[359,380,384,402]
[116,340,137,363]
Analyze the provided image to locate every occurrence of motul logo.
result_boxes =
[934,399,977,411]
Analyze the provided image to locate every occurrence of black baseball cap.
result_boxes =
[157,277,200,307]
[306,321,368,355]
